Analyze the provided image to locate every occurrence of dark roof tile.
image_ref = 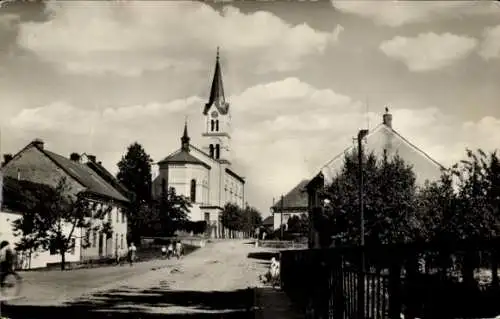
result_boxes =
[42,150,129,203]
[272,179,310,210]
[158,150,210,169]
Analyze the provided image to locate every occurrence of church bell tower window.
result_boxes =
[215,120,219,132]
[211,120,215,132]
[215,144,220,159]
[209,144,214,158]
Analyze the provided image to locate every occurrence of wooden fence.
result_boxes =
[280,238,500,319]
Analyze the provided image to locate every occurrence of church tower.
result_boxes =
[202,47,231,164]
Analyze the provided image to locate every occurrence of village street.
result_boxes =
[1,240,277,318]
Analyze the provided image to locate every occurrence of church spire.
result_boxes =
[181,120,190,152]
[203,47,229,115]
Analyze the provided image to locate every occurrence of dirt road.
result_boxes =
[1,240,278,318]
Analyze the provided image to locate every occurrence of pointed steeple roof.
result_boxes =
[203,47,230,115]
[181,119,190,152]
[157,122,211,169]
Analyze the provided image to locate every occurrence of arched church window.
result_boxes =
[215,120,219,132]
[209,144,214,158]
[215,144,220,159]
[190,179,196,203]
[211,120,215,131]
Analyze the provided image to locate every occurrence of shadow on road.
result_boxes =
[1,287,255,319]
[247,251,279,261]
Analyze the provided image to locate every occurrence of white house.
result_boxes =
[0,140,130,269]
[279,108,445,248]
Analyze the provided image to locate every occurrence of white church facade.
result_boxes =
[152,50,246,238]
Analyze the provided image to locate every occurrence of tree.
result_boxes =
[153,187,191,236]
[242,205,263,236]
[319,151,419,247]
[448,149,500,241]
[416,169,456,242]
[11,177,110,270]
[116,142,153,242]
[221,203,244,232]
[287,215,309,234]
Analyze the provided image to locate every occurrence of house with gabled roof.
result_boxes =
[151,48,246,239]
[0,139,130,268]
[283,109,444,248]
[270,179,310,231]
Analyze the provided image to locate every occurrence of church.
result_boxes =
[152,49,246,239]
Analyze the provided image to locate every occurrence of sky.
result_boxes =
[1,1,500,216]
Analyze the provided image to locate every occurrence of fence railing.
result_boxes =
[280,238,500,319]
[258,240,308,250]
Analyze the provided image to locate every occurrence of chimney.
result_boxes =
[87,155,96,163]
[2,154,13,166]
[70,153,81,162]
[32,138,44,149]
[383,107,392,128]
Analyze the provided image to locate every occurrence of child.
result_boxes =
[167,242,174,259]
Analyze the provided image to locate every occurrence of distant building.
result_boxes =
[270,179,309,231]
[152,49,246,239]
[0,139,129,269]
[262,215,274,233]
[300,109,444,248]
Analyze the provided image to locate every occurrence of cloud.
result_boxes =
[479,24,500,60]
[379,32,478,72]
[333,1,498,27]
[16,1,341,76]
[7,78,500,213]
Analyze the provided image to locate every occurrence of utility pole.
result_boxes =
[280,194,284,240]
[357,129,369,319]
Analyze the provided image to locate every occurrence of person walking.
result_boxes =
[175,241,183,259]
[128,242,137,266]
[0,241,15,286]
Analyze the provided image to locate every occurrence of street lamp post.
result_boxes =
[280,194,284,240]
[357,129,369,319]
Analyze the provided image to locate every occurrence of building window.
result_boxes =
[121,211,124,223]
[215,120,219,131]
[116,209,119,222]
[211,120,215,131]
[70,238,76,255]
[120,234,124,249]
[215,144,220,159]
[190,179,196,203]
[107,211,111,222]
[204,212,210,223]
[209,144,214,158]
[92,230,97,248]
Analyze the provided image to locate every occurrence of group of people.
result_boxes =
[115,242,137,266]
[161,240,183,259]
